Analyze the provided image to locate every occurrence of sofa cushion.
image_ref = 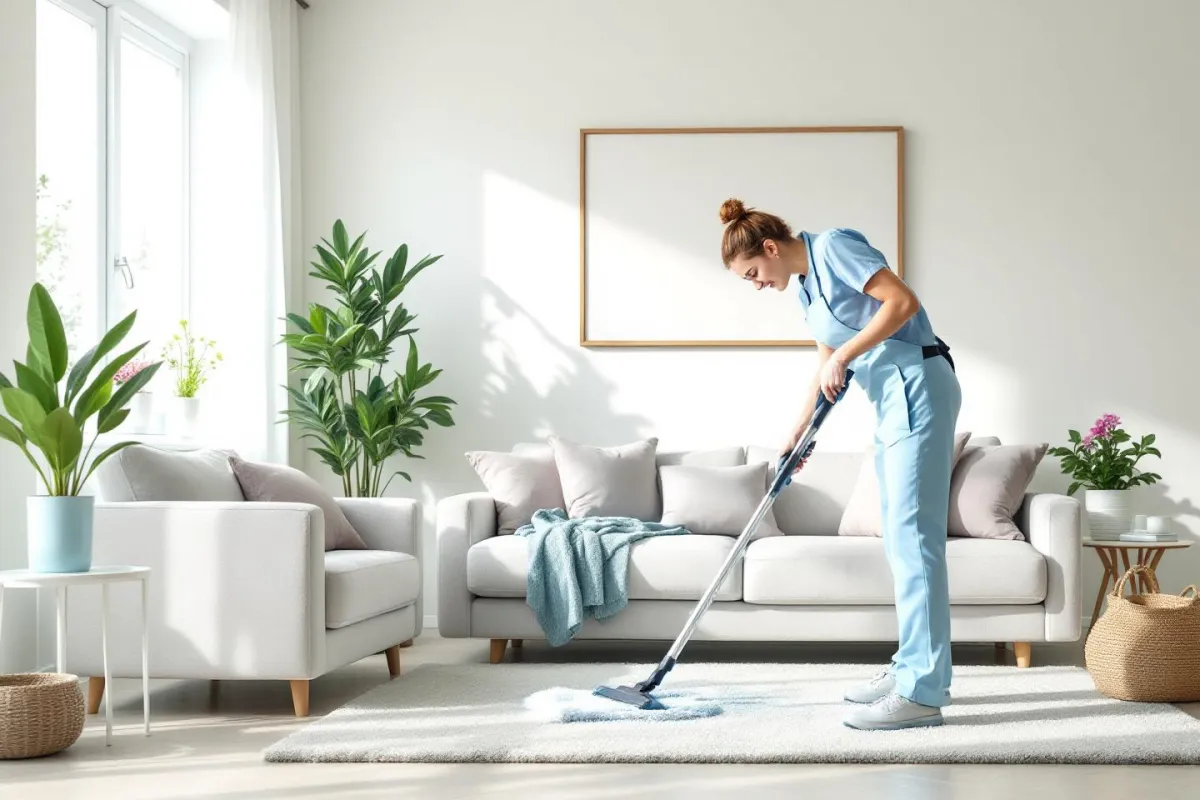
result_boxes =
[465,449,565,535]
[513,442,746,470]
[548,435,660,520]
[747,447,864,535]
[837,431,972,537]
[95,445,244,502]
[949,443,1049,540]
[743,536,1046,605]
[466,534,742,601]
[230,456,367,551]
[324,550,420,629]
[659,463,783,539]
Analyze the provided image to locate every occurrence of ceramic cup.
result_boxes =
[1147,516,1170,534]
[1132,514,1148,531]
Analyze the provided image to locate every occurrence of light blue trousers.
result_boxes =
[871,353,962,708]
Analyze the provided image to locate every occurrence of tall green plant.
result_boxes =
[280,220,455,497]
[0,284,162,495]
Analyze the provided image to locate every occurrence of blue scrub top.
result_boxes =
[798,228,936,348]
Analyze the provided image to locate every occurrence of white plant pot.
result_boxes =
[1084,489,1133,539]
[126,391,154,432]
[170,396,202,438]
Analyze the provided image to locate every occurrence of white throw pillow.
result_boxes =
[548,435,659,520]
[465,449,566,535]
[837,431,971,537]
[659,463,783,539]
[94,445,245,502]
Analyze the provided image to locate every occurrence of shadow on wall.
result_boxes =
[477,277,651,448]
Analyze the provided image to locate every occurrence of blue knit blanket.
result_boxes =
[514,508,689,646]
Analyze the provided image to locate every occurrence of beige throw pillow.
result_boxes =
[837,431,971,537]
[659,463,783,539]
[465,450,566,535]
[229,456,367,551]
[948,443,1049,540]
[548,435,659,520]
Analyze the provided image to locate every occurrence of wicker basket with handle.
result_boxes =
[1085,564,1200,702]
[0,673,85,759]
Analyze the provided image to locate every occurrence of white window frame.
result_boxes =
[39,0,194,345]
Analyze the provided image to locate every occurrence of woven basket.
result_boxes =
[1085,565,1200,702]
[0,674,85,759]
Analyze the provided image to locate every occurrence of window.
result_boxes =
[36,0,190,370]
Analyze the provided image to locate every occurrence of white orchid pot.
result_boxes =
[1084,489,1132,539]
[127,390,154,432]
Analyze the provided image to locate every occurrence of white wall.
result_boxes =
[0,0,38,672]
[300,0,1200,618]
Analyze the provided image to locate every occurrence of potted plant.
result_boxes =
[0,284,161,572]
[279,220,455,496]
[1048,413,1162,538]
[114,358,154,432]
[161,319,221,437]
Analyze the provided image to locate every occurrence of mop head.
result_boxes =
[524,687,724,723]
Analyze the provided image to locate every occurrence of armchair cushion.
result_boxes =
[324,550,420,629]
[95,445,244,502]
[230,455,366,551]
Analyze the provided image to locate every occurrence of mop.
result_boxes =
[526,372,854,722]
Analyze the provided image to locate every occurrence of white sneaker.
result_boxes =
[843,692,944,731]
[843,666,895,704]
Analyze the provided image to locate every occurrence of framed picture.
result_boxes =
[579,126,904,347]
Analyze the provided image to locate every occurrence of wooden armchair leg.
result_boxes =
[87,677,105,715]
[290,680,310,717]
[490,639,508,664]
[385,644,401,677]
[1014,642,1032,668]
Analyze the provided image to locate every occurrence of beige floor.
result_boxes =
[2,632,1198,799]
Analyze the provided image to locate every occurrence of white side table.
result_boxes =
[0,566,150,746]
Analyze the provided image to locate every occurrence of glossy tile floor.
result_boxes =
[2,632,1197,799]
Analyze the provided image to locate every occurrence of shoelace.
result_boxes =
[868,667,891,687]
[870,692,907,712]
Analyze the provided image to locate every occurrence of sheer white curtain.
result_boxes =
[212,0,299,464]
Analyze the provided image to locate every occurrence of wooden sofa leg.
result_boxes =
[87,677,104,715]
[385,645,401,678]
[1014,642,1032,668]
[290,680,310,717]
[490,639,508,664]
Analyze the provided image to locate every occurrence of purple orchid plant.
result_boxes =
[113,358,152,386]
[1048,413,1162,496]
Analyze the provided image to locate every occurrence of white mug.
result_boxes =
[1132,514,1148,531]
[1147,516,1171,534]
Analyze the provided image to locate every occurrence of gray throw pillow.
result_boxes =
[660,463,783,539]
[95,445,245,502]
[548,435,659,520]
[838,431,971,537]
[228,455,367,551]
[948,443,1049,540]
[465,449,566,535]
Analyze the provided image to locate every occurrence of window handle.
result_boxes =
[114,256,134,289]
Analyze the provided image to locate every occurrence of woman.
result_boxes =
[719,198,961,731]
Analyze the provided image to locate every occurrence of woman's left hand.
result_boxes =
[818,352,848,402]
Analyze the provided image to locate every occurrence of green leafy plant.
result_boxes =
[0,283,162,495]
[280,220,455,497]
[162,319,222,397]
[1048,413,1162,496]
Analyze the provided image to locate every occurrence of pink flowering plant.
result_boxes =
[113,359,151,386]
[1048,414,1162,496]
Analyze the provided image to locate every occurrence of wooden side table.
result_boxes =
[1082,539,1193,630]
[0,566,150,746]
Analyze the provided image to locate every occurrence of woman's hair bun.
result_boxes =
[719,197,748,225]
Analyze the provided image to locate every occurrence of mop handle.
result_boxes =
[651,371,854,671]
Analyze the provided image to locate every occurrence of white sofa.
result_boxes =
[437,441,1082,666]
[65,448,422,716]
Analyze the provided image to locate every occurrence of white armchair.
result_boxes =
[65,447,422,716]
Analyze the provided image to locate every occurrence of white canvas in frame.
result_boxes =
[580,127,903,347]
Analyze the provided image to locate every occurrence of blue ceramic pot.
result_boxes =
[27,496,94,573]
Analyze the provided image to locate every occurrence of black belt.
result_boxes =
[922,336,955,372]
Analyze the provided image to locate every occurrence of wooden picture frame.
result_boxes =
[579,126,905,347]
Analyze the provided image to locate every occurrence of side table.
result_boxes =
[1082,539,1193,630]
[0,566,150,746]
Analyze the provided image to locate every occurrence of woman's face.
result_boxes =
[729,240,790,292]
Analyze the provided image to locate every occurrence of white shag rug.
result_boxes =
[262,662,1200,764]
